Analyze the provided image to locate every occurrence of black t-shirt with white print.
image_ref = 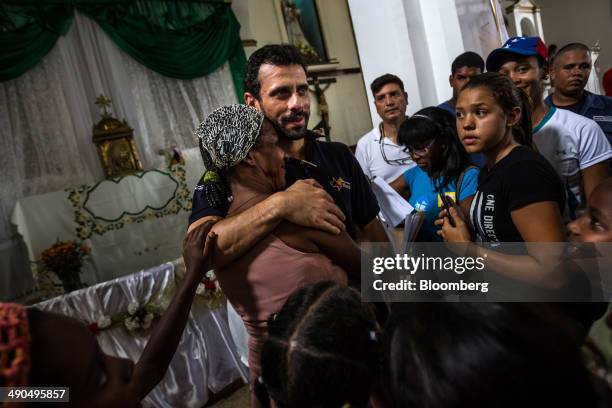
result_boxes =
[470,147,605,330]
[470,146,565,242]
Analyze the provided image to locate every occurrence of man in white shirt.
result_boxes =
[487,36,611,220]
[355,74,415,182]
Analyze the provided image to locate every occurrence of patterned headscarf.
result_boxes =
[0,303,31,388]
[195,105,265,207]
[196,104,264,171]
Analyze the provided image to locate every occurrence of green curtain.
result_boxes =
[0,4,73,81]
[0,1,246,101]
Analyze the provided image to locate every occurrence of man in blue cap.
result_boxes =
[487,36,611,221]
[545,42,612,146]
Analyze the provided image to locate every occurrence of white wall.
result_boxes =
[315,0,373,145]
[404,0,465,106]
[349,0,466,123]
[348,0,423,124]
[232,0,373,146]
[537,0,612,83]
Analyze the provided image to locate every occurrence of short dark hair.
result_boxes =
[451,51,484,74]
[370,74,405,96]
[553,42,590,66]
[243,44,307,99]
[383,303,599,408]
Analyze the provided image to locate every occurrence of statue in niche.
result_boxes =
[280,0,327,65]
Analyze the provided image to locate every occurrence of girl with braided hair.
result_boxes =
[196,105,360,403]
[0,220,217,407]
[389,106,479,241]
[257,281,382,408]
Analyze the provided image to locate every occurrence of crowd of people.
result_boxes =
[2,37,612,407]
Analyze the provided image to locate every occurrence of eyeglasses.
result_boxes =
[378,124,412,166]
[406,139,436,157]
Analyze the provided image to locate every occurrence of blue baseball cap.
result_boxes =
[486,36,548,72]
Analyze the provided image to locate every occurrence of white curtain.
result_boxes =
[0,13,237,300]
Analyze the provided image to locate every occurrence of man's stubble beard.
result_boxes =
[260,106,310,141]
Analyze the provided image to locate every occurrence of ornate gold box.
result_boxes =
[92,95,143,178]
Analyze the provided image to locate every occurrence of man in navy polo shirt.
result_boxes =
[545,42,612,146]
[189,44,387,267]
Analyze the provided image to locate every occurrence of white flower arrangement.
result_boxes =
[194,269,224,309]
[142,313,154,330]
[123,302,157,333]
[124,316,140,332]
[127,301,139,315]
[195,283,207,296]
[97,315,112,329]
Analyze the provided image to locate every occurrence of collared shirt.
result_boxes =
[189,131,380,237]
[546,91,612,145]
[354,126,415,183]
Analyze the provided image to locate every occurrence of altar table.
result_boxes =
[34,262,248,408]
[10,148,205,298]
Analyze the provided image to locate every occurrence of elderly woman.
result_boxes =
[196,105,359,387]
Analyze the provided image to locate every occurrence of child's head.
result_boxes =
[0,304,139,407]
[28,308,139,407]
[569,178,612,242]
[398,107,469,190]
[457,72,532,156]
[383,303,599,408]
[258,281,380,408]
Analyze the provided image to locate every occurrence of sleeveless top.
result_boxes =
[217,200,348,380]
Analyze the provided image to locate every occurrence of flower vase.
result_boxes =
[59,271,84,293]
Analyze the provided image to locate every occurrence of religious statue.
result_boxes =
[92,95,143,178]
[280,0,325,64]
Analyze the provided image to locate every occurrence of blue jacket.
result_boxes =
[545,91,612,145]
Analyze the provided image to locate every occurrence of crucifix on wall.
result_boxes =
[95,94,113,118]
[308,75,335,141]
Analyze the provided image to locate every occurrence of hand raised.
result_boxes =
[182,220,217,278]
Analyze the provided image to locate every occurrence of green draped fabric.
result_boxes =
[0,4,73,81]
[0,1,245,101]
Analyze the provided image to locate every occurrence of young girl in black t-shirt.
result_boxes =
[435,72,567,288]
